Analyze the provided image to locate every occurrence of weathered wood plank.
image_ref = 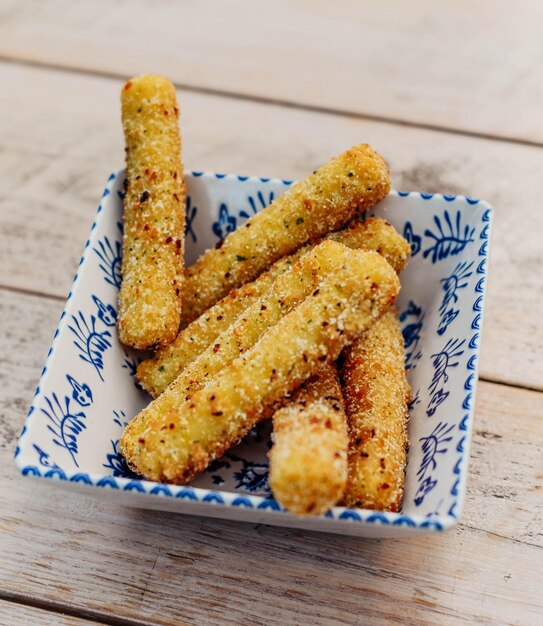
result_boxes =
[0,600,105,626]
[1,62,542,389]
[0,288,541,626]
[1,0,542,143]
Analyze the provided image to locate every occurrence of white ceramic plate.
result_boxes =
[15,170,492,537]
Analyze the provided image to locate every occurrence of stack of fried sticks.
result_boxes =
[117,75,411,516]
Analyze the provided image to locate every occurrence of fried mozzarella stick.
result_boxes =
[269,363,348,516]
[133,241,368,436]
[179,144,391,326]
[120,249,400,483]
[157,241,355,395]
[268,226,411,516]
[138,217,408,397]
[340,310,410,512]
[118,75,186,349]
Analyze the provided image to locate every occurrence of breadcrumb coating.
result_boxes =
[269,363,348,516]
[132,241,364,436]
[136,246,306,397]
[340,309,410,512]
[138,217,409,397]
[327,217,410,275]
[179,144,391,326]
[120,249,400,483]
[118,75,185,349]
[175,241,357,390]
[269,225,411,516]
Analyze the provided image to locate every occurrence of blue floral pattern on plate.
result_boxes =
[423,210,475,263]
[212,202,237,240]
[15,173,493,537]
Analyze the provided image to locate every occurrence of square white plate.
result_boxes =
[15,170,492,537]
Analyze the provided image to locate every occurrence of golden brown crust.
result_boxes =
[268,224,410,516]
[120,249,400,484]
[328,217,410,275]
[130,241,378,439]
[340,309,411,512]
[117,75,185,349]
[179,144,391,326]
[269,363,348,516]
[137,217,409,397]
[136,246,307,397]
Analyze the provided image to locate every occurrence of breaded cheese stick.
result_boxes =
[118,75,186,349]
[133,241,362,437]
[160,240,356,396]
[138,217,409,396]
[340,309,410,512]
[120,249,400,483]
[179,144,391,325]
[269,363,348,516]
[268,224,411,516]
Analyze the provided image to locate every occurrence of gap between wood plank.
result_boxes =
[1,282,541,395]
[0,592,145,626]
[0,283,66,303]
[461,526,543,551]
[3,55,543,151]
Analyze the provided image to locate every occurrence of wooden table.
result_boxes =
[1,2,542,624]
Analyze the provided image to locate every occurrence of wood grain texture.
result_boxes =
[0,600,103,626]
[1,62,542,390]
[1,0,543,143]
[0,288,542,626]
